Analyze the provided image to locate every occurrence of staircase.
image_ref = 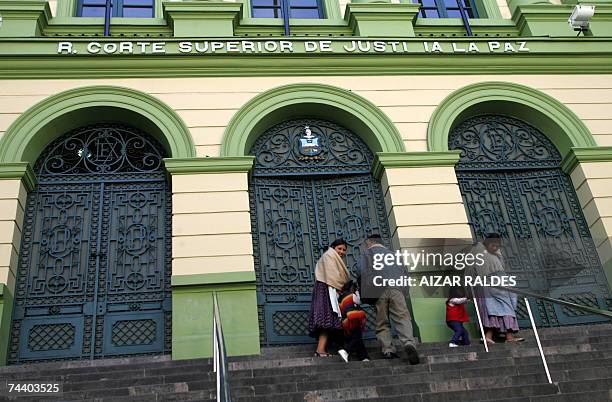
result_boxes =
[0,323,611,401]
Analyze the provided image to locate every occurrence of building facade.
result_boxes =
[0,0,611,366]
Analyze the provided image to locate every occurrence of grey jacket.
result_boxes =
[357,245,407,303]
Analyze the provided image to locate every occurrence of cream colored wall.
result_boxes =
[338,0,349,17]
[2,75,612,157]
[2,75,612,277]
[571,161,612,270]
[497,0,511,18]
[381,166,472,249]
[171,172,254,277]
[48,0,58,17]
[0,180,27,292]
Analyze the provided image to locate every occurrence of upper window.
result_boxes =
[251,0,323,19]
[77,0,155,18]
[415,0,478,18]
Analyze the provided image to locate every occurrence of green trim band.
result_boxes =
[372,151,461,179]
[222,83,404,157]
[164,156,255,175]
[171,271,256,287]
[1,86,195,164]
[0,162,36,192]
[2,54,612,79]
[561,146,612,174]
[427,81,596,159]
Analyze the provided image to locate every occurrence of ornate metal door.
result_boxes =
[450,115,611,327]
[249,120,391,344]
[9,124,172,364]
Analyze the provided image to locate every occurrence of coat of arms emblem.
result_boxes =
[298,126,322,157]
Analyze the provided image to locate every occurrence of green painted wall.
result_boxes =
[171,272,260,360]
[0,285,14,366]
[409,289,480,343]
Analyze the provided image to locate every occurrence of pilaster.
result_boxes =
[345,3,420,37]
[163,0,243,38]
[0,0,51,37]
[164,157,260,359]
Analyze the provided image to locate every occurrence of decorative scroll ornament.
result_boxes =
[449,115,562,171]
[251,119,372,176]
[37,123,165,176]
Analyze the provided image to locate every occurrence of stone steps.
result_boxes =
[227,323,612,401]
[0,322,610,401]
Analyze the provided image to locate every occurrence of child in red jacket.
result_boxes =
[337,280,370,362]
[446,286,470,347]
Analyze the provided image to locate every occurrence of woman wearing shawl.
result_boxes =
[470,234,524,344]
[307,238,350,357]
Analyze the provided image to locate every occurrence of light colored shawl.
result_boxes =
[470,242,505,277]
[470,243,517,317]
[315,247,350,290]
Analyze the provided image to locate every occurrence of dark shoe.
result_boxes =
[383,352,400,359]
[405,345,420,365]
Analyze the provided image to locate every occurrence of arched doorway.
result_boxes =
[9,123,172,364]
[450,115,611,327]
[249,119,392,344]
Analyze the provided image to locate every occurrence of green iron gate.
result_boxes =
[249,119,392,344]
[450,115,612,327]
[8,124,172,364]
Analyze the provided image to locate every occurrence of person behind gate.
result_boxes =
[357,234,420,364]
[308,238,350,357]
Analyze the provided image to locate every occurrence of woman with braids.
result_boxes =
[307,239,350,357]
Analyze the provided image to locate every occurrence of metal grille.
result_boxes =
[273,311,310,337]
[28,323,76,351]
[250,119,392,344]
[112,319,157,346]
[451,115,611,327]
[9,123,172,364]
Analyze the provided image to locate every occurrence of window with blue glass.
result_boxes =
[251,0,323,19]
[77,0,154,18]
[415,0,478,18]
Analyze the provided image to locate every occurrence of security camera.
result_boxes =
[569,5,595,34]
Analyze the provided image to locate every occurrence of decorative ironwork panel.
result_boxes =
[250,119,391,345]
[10,123,171,364]
[10,184,97,363]
[251,178,319,299]
[37,124,164,176]
[450,115,562,171]
[452,115,611,328]
[250,119,372,176]
[316,176,391,276]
